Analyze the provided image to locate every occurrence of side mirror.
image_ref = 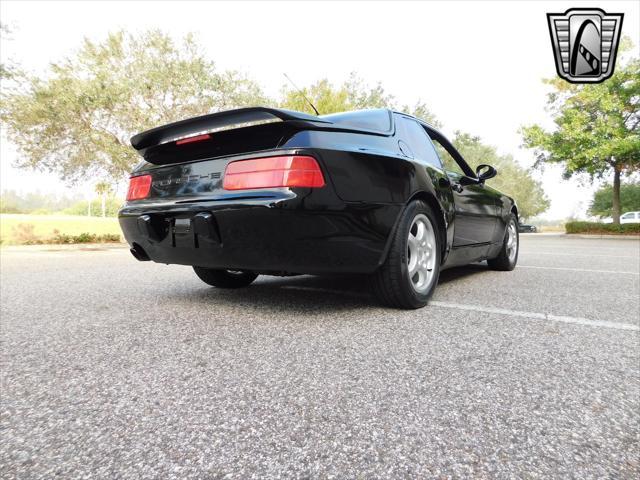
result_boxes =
[476,164,497,183]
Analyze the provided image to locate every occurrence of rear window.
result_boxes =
[320,109,392,134]
[398,117,443,168]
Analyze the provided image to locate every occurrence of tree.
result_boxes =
[589,182,640,218]
[94,182,112,218]
[280,73,440,126]
[0,190,84,214]
[0,23,20,81]
[0,30,267,183]
[452,132,550,220]
[521,46,639,224]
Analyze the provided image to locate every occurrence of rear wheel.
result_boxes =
[487,214,519,271]
[372,200,441,309]
[193,267,258,288]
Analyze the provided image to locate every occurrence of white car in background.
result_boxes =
[602,211,640,223]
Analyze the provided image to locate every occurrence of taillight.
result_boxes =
[176,134,211,145]
[126,175,152,201]
[223,155,325,190]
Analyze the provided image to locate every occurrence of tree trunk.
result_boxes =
[101,193,106,218]
[612,166,621,225]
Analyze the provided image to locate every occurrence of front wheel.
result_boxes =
[487,214,519,271]
[372,200,442,309]
[193,267,258,288]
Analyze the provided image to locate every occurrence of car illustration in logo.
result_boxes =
[547,8,623,83]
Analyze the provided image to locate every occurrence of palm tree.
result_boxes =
[94,182,112,218]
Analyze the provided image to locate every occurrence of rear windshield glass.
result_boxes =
[320,109,392,133]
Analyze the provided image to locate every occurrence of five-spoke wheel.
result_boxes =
[407,214,438,294]
[372,200,442,309]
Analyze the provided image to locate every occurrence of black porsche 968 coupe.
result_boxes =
[119,108,519,309]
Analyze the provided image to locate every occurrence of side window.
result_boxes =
[621,213,634,220]
[399,117,443,168]
[429,136,466,176]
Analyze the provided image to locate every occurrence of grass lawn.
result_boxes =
[0,214,122,245]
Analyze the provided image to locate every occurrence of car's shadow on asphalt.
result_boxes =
[165,263,493,313]
[181,274,376,313]
[438,263,491,285]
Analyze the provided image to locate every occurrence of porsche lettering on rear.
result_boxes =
[152,172,221,187]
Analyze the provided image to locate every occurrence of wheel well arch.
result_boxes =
[511,204,519,221]
[407,191,448,258]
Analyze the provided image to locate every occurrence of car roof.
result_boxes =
[317,108,443,136]
[319,109,394,135]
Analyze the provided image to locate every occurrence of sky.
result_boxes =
[1,0,638,219]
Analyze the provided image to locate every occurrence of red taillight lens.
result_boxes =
[176,134,211,145]
[126,175,152,201]
[223,155,325,190]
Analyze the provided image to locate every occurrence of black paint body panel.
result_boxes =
[120,108,516,275]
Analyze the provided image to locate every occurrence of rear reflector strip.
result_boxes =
[176,134,211,145]
[223,155,325,190]
[126,175,152,200]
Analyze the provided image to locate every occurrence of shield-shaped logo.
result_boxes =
[547,8,624,83]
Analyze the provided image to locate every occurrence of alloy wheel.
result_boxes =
[407,214,437,293]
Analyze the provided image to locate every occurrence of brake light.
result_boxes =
[223,155,325,190]
[176,134,211,145]
[126,175,152,201]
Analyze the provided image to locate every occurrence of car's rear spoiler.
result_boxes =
[130,107,333,151]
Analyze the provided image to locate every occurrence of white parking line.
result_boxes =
[430,301,639,331]
[281,286,639,332]
[518,265,639,276]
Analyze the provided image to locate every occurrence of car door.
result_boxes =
[427,133,498,246]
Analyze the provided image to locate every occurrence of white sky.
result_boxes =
[1,0,638,219]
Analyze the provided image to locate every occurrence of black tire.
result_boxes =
[193,267,258,288]
[487,213,519,271]
[372,200,442,309]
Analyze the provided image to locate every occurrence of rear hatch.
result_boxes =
[128,107,393,203]
[129,108,333,202]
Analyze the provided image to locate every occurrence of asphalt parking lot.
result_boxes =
[1,234,639,478]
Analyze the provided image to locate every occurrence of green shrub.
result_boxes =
[98,233,121,242]
[75,232,97,243]
[4,228,123,245]
[49,232,121,244]
[565,221,640,235]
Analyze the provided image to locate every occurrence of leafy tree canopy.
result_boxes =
[0,189,83,214]
[521,40,639,222]
[0,23,19,81]
[588,182,640,217]
[279,73,441,126]
[0,30,267,183]
[521,58,639,178]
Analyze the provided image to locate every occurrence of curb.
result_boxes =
[564,234,640,240]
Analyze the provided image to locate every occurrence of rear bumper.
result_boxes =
[119,197,401,275]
